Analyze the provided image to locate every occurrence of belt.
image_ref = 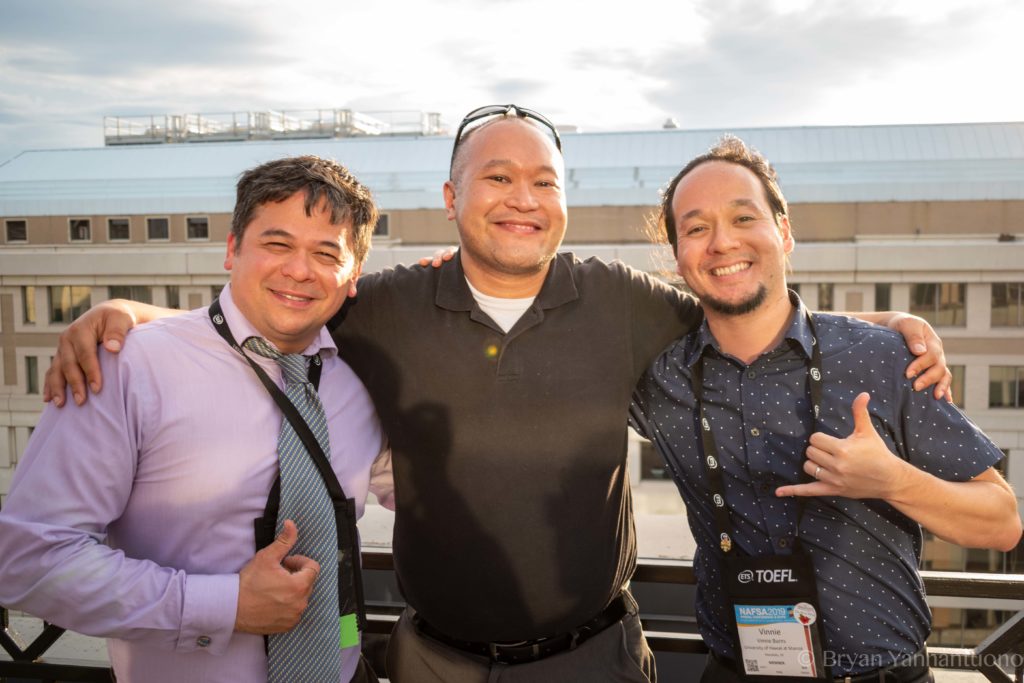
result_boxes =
[412,593,629,665]
[711,650,930,683]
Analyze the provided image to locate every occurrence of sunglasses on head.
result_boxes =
[450,105,562,171]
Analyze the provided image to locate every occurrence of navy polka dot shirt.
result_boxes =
[630,295,1003,675]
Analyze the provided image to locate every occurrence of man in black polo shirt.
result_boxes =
[44,107,951,682]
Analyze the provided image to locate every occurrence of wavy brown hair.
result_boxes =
[657,135,788,253]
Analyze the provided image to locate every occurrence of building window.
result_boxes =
[167,285,181,309]
[108,285,153,304]
[108,217,130,241]
[373,214,390,238]
[48,286,92,323]
[875,283,891,311]
[989,366,1024,408]
[910,283,966,326]
[69,218,91,242]
[22,286,36,324]
[187,216,209,240]
[817,283,834,311]
[991,283,1024,327]
[147,217,169,241]
[211,284,224,301]
[6,219,27,242]
[950,365,965,409]
[25,356,39,395]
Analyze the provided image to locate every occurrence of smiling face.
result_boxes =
[443,118,567,294]
[672,161,793,317]
[225,190,361,352]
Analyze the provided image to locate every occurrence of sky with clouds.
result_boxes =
[1,0,1021,164]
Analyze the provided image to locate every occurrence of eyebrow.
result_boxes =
[258,228,341,252]
[679,198,761,222]
[479,159,561,177]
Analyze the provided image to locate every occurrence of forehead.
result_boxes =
[250,193,351,241]
[460,118,563,173]
[672,161,770,215]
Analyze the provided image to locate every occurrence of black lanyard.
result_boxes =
[207,299,347,498]
[692,311,823,555]
[208,298,367,634]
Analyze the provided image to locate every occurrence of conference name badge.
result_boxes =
[724,553,828,680]
[734,601,821,678]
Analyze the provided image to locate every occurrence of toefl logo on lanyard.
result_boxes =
[692,310,828,680]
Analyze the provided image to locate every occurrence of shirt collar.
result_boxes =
[436,251,580,312]
[784,292,815,359]
[216,283,338,358]
[683,289,812,367]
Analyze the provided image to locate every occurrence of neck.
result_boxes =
[460,257,550,298]
[706,290,796,365]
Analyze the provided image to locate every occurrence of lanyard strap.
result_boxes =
[693,311,823,555]
[209,298,368,636]
[208,299,348,504]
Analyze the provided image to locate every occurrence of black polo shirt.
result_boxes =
[331,252,700,642]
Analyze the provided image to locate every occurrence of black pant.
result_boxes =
[353,652,380,683]
[386,593,655,683]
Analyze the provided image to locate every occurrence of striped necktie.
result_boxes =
[244,336,341,682]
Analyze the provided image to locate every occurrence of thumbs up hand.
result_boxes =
[234,520,320,634]
[775,392,910,501]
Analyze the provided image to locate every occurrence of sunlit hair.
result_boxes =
[657,135,788,252]
[231,155,378,264]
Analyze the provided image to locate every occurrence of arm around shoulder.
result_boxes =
[625,265,702,377]
[43,298,184,406]
[841,310,951,398]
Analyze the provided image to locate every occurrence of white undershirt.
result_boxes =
[465,277,536,333]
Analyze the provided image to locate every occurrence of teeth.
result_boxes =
[500,222,538,232]
[712,263,750,276]
[278,293,310,302]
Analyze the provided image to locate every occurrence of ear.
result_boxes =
[778,215,795,255]
[673,239,688,280]
[346,264,363,298]
[224,233,237,271]
[443,180,457,221]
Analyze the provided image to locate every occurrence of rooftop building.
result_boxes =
[1,120,1022,674]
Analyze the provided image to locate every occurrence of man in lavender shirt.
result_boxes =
[0,156,392,683]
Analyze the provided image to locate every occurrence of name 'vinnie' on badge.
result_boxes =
[734,602,820,677]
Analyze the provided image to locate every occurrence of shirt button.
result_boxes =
[746,370,757,380]
[777,538,789,549]
[196,635,212,648]
[750,427,760,437]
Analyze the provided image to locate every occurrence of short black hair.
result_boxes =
[232,155,378,263]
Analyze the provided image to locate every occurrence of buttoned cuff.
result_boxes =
[176,573,239,655]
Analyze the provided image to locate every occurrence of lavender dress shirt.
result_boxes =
[0,284,391,682]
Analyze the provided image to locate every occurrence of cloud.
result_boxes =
[639,0,981,127]
[0,0,269,76]
[488,79,547,104]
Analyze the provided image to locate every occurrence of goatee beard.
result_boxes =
[700,284,768,316]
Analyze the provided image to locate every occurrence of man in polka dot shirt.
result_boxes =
[631,136,1021,682]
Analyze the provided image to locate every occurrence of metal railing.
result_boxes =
[103,110,445,146]
[3,552,1023,682]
